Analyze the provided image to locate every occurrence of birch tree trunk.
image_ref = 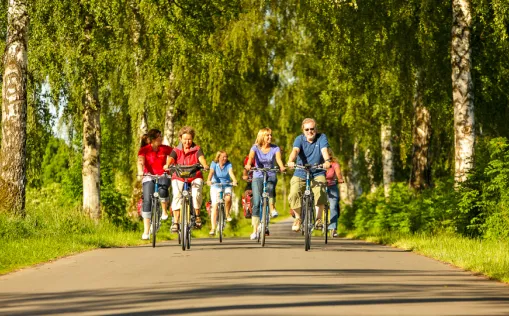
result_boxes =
[452,0,475,183]
[410,71,431,190]
[381,123,394,198]
[0,0,28,214]
[365,148,377,193]
[82,77,101,220]
[163,72,179,146]
[352,140,363,197]
[339,158,355,206]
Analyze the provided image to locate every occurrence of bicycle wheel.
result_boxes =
[181,198,187,251]
[324,203,329,244]
[186,202,191,250]
[303,196,310,251]
[151,198,158,248]
[261,197,268,247]
[218,203,224,243]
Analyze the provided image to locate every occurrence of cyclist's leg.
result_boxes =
[289,176,306,231]
[311,175,327,228]
[224,186,232,220]
[171,179,184,231]
[191,178,204,227]
[267,176,278,218]
[142,180,155,236]
[250,178,263,238]
[327,184,339,231]
[209,186,219,233]
[158,176,170,218]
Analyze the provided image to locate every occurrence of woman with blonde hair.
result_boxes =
[245,128,286,240]
[325,148,344,237]
[206,150,238,236]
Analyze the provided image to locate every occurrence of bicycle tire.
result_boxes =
[218,203,224,243]
[261,197,268,247]
[181,198,187,251]
[303,196,310,251]
[324,203,329,244]
[186,202,191,250]
[151,198,158,248]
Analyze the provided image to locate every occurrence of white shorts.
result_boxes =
[210,185,232,205]
[171,178,203,211]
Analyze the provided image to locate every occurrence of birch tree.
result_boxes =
[452,0,475,183]
[0,0,28,214]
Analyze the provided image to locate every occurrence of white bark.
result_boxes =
[452,0,475,183]
[0,0,28,214]
[381,123,394,198]
[163,72,179,146]
[82,79,101,220]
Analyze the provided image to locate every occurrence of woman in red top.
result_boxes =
[165,126,209,232]
[137,129,173,240]
[325,148,344,237]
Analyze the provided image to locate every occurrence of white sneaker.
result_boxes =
[142,233,150,240]
[161,213,169,220]
[250,232,258,240]
[271,210,279,218]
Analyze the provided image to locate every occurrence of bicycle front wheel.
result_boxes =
[181,198,187,251]
[186,201,191,250]
[218,203,224,243]
[324,203,329,244]
[304,196,311,251]
[261,197,268,247]
[151,198,159,248]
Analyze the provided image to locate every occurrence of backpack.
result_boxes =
[242,190,253,218]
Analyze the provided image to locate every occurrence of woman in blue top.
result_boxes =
[206,150,238,236]
[245,128,286,240]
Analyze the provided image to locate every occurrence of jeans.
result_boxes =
[252,176,277,218]
[327,184,339,230]
[142,180,169,219]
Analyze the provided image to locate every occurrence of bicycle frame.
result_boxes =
[249,167,279,247]
[143,174,168,248]
[210,182,233,243]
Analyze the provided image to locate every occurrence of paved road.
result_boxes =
[1,219,509,315]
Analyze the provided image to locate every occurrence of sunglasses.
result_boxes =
[304,128,315,132]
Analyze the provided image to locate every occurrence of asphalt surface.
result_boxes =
[1,219,509,315]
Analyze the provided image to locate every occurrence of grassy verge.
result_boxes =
[345,230,509,284]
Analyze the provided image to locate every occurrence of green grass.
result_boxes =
[345,230,509,284]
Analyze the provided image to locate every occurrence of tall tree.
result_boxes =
[0,0,28,214]
[452,0,475,183]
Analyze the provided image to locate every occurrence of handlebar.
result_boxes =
[248,167,281,173]
[166,163,207,179]
[289,163,326,171]
[208,181,237,187]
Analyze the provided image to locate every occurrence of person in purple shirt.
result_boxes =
[287,118,332,232]
[245,127,286,240]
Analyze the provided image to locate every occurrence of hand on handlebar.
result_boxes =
[323,161,331,170]
[287,161,295,169]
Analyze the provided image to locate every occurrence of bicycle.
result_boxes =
[142,173,171,248]
[166,163,204,251]
[249,167,281,247]
[292,163,326,251]
[209,181,234,243]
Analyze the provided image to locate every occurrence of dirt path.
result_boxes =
[1,220,509,315]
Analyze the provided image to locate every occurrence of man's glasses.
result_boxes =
[304,128,315,132]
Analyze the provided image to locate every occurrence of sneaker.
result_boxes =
[161,213,169,220]
[141,233,150,240]
[195,216,202,228]
[250,232,258,240]
[171,223,179,232]
[265,228,270,236]
[271,210,279,218]
[315,218,324,229]
[332,229,338,237]
[292,218,301,232]
[227,216,232,222]
[209,229,215,236]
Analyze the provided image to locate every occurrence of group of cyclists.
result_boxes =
[137,118,344,241]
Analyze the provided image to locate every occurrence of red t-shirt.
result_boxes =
[243,155,253,182]
[138,144,173,175]
[326,162,341,186]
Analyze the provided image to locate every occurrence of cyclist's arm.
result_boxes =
[198,155,209,170]
[245,149,255,170]
[228,167,238,185]
[275,151,286,172]
[321,147,331,169]
[335,162,344,183]
[287,147,300,167]
[137,155,145,179]
[206,167,215,185]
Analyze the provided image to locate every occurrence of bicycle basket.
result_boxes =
[173,165,200,179]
